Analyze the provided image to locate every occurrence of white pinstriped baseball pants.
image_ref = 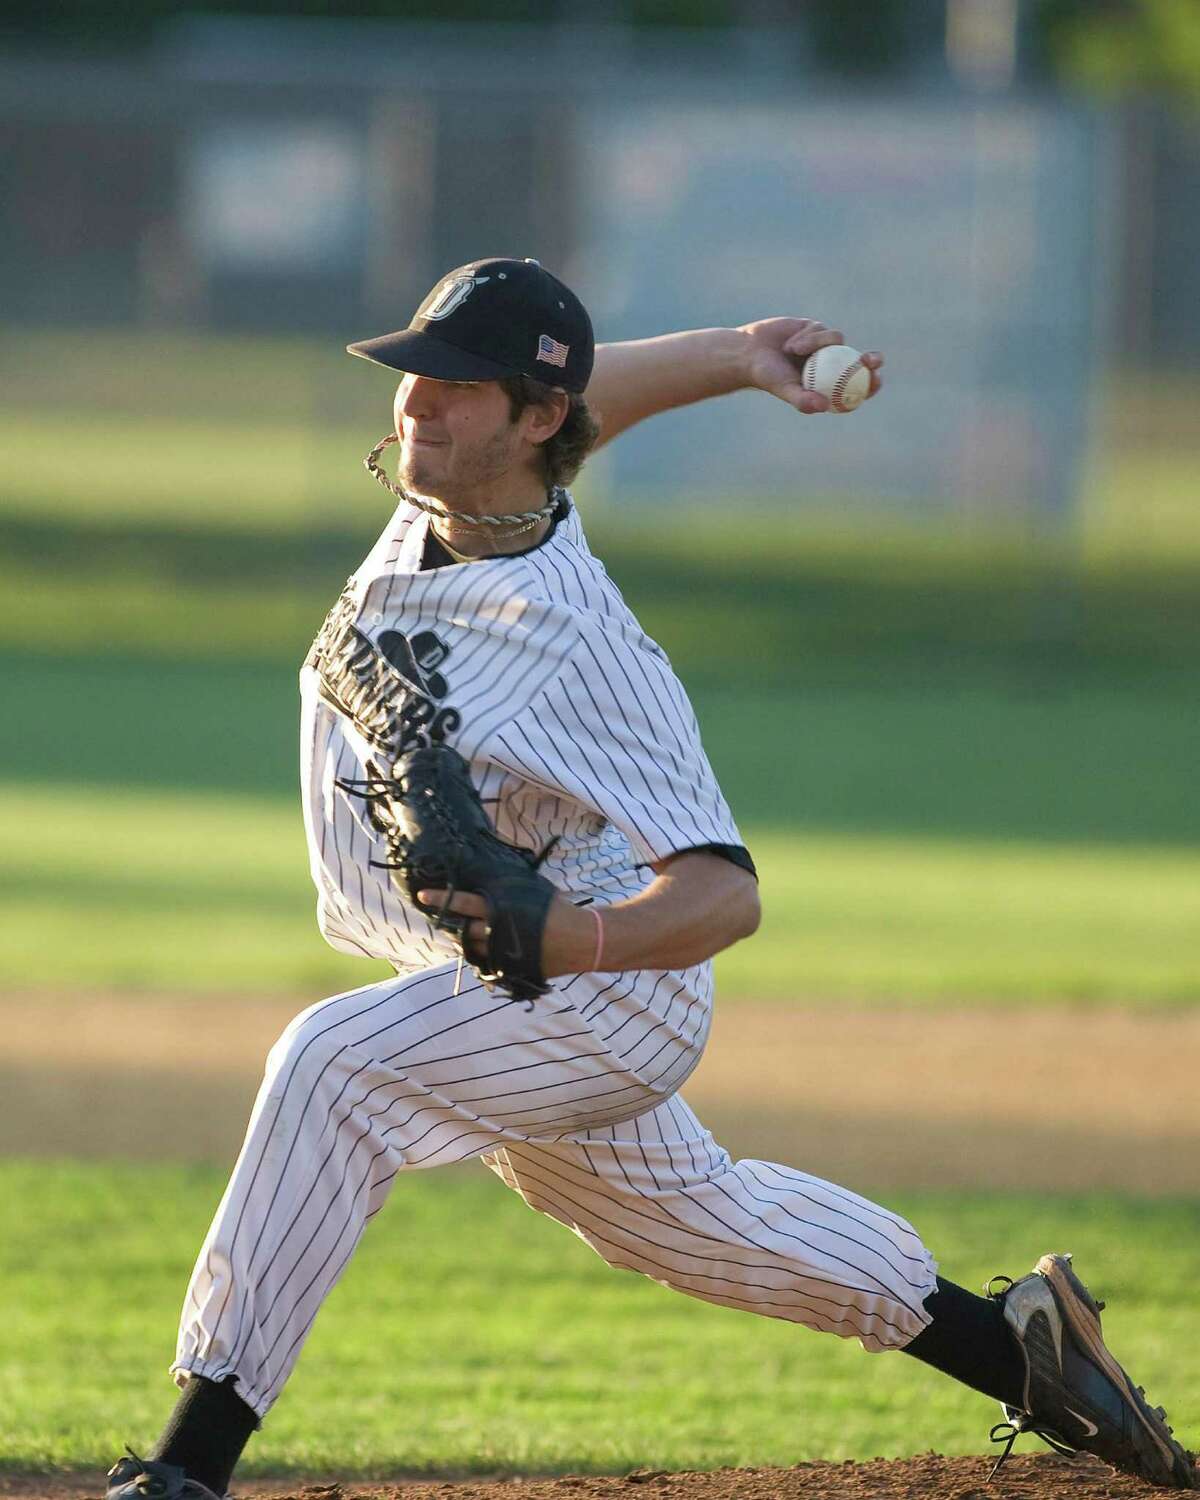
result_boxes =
[173,965,938,1417]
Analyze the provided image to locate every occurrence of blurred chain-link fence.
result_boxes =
[2,17,1197,518]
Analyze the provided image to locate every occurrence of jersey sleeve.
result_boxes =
[687,842,758,878]
[490,624,746,868]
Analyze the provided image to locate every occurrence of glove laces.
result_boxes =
[335,766,560,1009]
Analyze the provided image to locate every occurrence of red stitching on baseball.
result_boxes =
[833,359,865,412]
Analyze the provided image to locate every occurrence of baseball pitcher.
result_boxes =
[106,260,1196,1498]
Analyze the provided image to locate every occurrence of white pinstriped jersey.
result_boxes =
[299,494,748,978]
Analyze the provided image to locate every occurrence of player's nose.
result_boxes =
[395,373,441,420]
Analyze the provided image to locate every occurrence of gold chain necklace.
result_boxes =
[434,514,544,562]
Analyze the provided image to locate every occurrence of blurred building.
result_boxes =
[1,5,1196,509]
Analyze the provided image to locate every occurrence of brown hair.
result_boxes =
[499,374,601,488]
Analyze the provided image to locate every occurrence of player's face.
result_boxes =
[393,374,523,504]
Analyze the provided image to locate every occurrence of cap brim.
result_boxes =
[345,328,519,382]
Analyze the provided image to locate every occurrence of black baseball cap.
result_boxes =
[346,257,594,394]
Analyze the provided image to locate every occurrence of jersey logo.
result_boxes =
[422,275,489,321]
[307,594,461,757]
[378,628,449,700]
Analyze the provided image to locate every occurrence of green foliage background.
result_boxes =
[8,0,1200,104]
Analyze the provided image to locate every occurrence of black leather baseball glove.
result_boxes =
[344,743,557,1005]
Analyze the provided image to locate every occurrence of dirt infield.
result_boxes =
[0,1452,1187,1499]
[3,992,1198,1192]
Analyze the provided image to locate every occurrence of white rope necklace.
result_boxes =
[363,433,560,530]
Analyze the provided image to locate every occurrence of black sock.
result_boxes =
[148,1375,259,1497]
[901,1276,1027,1410]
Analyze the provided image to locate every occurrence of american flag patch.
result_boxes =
[537,333,569,368]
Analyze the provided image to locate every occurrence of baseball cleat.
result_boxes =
[106,1450,227,1500]
[988,1253,1199,1489]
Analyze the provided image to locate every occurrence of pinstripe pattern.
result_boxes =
[300,496,744,988]
[483,1101,936,1349]
[172,493,938,1419]
[173,966,935,1416]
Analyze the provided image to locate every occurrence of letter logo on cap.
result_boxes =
[423,275,490,321]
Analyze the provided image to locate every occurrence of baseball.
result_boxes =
[801,343,871,412]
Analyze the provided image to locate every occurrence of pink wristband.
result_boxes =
[590,906,605,972]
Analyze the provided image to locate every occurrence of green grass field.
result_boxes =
[3,513,1199,1002]
[3,381,1200,1003]
[4,781,1198,1001]
[2,1161,1197,1478]
[2,328,1198,1483]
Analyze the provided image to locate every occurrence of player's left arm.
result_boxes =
[586,319,884,446]
[422,848,760,977]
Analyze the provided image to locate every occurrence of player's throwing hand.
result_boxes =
[739,315,884,414]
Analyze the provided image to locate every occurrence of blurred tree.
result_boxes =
[803,0,914,76]
[0,0,745,44]
[0,0,572,49]
[13,0,1195,97]
[1035,0,1200,104]
[628,0,735,25]
[1,0,925,57]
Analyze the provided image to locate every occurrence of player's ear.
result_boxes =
[521,389,569,446]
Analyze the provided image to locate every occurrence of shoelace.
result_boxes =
[984,1271,1106,1315]
[114,1447,170,1497]
[987,1415,1077,1481]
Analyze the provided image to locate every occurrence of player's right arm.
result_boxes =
[586,318,884,445]
[552,848,760,973]
[424,847,759,977]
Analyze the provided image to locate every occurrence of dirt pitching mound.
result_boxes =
[255,1452,1186,1499]
[1,1453,1179,1500]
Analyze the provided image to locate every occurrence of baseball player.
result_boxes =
[107,259,1196,1498]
